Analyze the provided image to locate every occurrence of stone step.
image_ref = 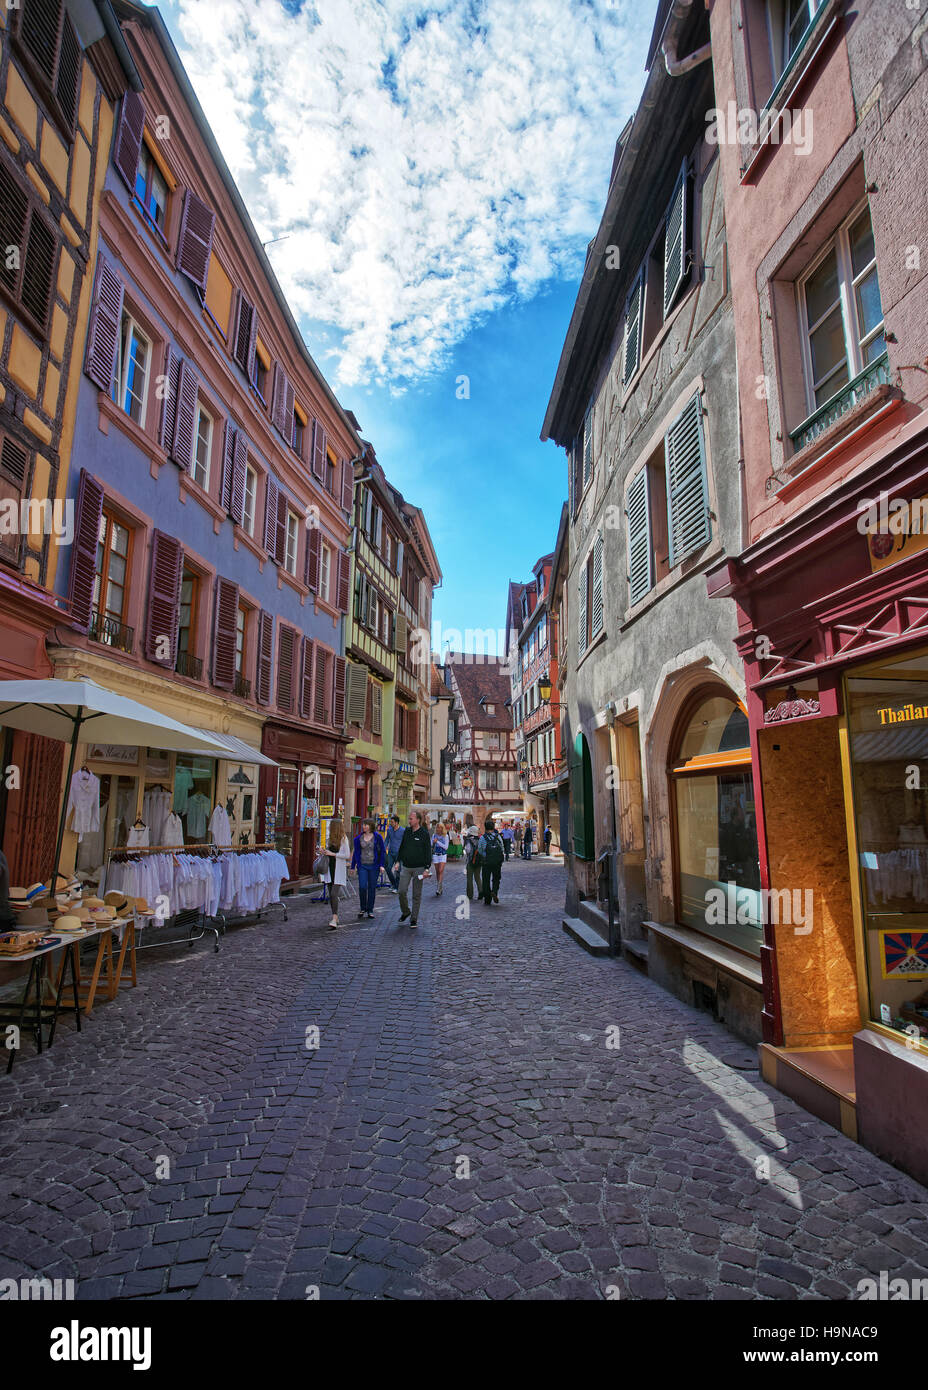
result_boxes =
[622,936,649,967]
[578,899,611,940]
[562,916,611,957]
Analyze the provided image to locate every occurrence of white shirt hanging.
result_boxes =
[66,769,101,839]
[127,823,150,848]
[161,812,185,848]
[208,804,232,846]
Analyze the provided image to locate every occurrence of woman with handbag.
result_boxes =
[321,817,351,930]
[431,820,449,895]
[351,818,386,920]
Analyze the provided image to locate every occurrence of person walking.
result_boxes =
[463,814,481,901]
[396,809,432,928]
[351,818,386,920]
[513,822,523,858]
[478,817,505,906]
[501,822,512,860]
[544,823,553,855]
[322,816,351,930]
[431,820,449,894]
[384,813,404,891]
[523,818,534,860]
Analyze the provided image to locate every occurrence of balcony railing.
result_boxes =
[789,351,891,454]
[234,673,252,700]
[175,650,203,680]
[528,761,561,788]
[89,609,133,654]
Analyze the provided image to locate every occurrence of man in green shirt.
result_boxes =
[397,809,432,928]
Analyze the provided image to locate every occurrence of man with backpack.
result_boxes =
[478,817,505,906]
[463,814,481,901]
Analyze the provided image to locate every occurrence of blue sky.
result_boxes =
[160,0,655,652]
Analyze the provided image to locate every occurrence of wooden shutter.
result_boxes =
[84,252,124,391]
[305,527,320,591]
[270,362,285,433]
[313,647,330,723]
[0,164,28,308]
[663,161,688,317]
[171,360,198,471]
[283,377,295,442]
[112,90,145,191]
[583,403,593,486]
[0,434,28,488]
[55,13,80,131]
[571,437,582,517]
[158,344,181,454]
[175,189,215,292]
[300,637,315,718]
[230,431,248,526]
[333,656,346,729]
[231,289,257,377]
[394,610,407,654]
[335,550,350,611]
[275,489,288,566]
[256,610,274,706]
[340,458,353,513]
[277,624,296,713]
[622,271,643,387]
[311,419,326,480]
[346,663,367,724]
[591,529,604,640]
[263,475,279,554]
[577,560,587,658]
[371,682,382,736]
[665,393,710,566]
[144,530,183,665]
[626,468,653,607]
[21,207,56,331]
[211,576,239,690]
[68,469,104,631]
[220,418,236,512]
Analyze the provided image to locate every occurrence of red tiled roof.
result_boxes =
[445,654,513,731]
[431,663,453,698]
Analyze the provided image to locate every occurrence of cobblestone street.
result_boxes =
[2,857,927,1301]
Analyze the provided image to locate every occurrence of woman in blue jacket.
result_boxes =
[351,818,386,920]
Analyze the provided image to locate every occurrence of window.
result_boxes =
[798,204,884,414]
[177,569,198,656]
[578,530,604,656]
[486,703,496,717]
[292,410,305,459]
[235,603,247,676]
[284,509,299,577]
[134,142,169,233]
[487,731,501,751]
[767,0,822,84]
[192,405,212,490]
[243,465,257,537]
[92,511,131,644]
[111,312,150,426]
[0,159,57,334]
[251,343,269,402]
[626,396,709,606]
[319,541,331,604]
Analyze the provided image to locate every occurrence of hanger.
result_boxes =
[133,817,146,828]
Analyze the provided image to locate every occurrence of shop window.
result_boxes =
[173,754,214,845]
[669,691,761,955]
[111,312,151,427]
[90,510,132,651]
[797,202,885,417]
[847,659,928,1050]
[134,141,170,236]
[192,404,212,490]
[243,465,257,536]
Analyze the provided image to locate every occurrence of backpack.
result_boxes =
[482,832,504,867]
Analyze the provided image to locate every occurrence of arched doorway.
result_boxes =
[668,688,761,955]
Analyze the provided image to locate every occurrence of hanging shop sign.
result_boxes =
[880,931,928,981]
[397,762,416,776]
[319,804,335,818]
[88,744,139,764]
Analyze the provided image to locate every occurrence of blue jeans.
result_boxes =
[385,850,400,888]
[358,864,379,913]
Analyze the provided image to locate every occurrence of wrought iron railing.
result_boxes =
[175,650,203,680]
[233,673,252,700]
[790,351,891,454]
[89,609,133,653]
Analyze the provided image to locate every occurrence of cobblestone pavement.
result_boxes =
[1,857,927,1300]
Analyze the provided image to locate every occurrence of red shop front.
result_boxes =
[259,721,347,882]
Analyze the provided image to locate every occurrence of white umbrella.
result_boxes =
[0,678,243,889]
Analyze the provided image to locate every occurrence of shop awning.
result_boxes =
[188,727,279,769]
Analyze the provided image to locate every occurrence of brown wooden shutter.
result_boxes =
[232,289,257,377]
[333,656,346,730]
[311,419,327,480]
[271,362,294,436]
[255,610,273,706]
[277,624,296,713]
[55,13,80,131]
[346,663,367,724]
[21,208,56,331]
[0,163,29,307]
[283,378,295,443]
[84,252,124,391]
[340,458,354,513]
[158,345,181,453]
[220,418,236,512]
[144,531,183,665]
[172,360,198,471]
[305,527,320,590]
[299,636,315,719]
[263,475,279,554]
[0,434,28,488]
[175,189,215,292]
[335,550,350,612]
[68,469,104,631]
[230,431,248,526]
[211,576,239,690]
[112,90,145,191]
[270,361,284,431]
[313,647,330,723]
[275,489,288,565]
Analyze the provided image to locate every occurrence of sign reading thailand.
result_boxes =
[877,704,928,725]
[879,931,928,981]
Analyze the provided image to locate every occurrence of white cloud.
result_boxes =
[173,0,653,388]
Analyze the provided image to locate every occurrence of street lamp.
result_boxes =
[538,673,554,702]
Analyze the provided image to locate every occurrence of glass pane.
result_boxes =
[855,267,883,343]
[134,155,148,204]
[809,306,848,387]
[849,208,876,279]
[104,578,123,618]
[676,695,749,761]
[814,361,849,408]
[674,770,761,953]
[150,167,168,226]
[107,551,126,587]
[863,331,886,365]
[111,522,129,557]
[804,247,840,327]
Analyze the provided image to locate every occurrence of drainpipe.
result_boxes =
[662,0,712,77]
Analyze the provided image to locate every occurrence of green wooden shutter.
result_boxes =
[665,393,710,567]
[591,529,604,639]
[583,402,593,488]
[663,160,687,317]
[626,468,653,606]
[577,561,587,658]
[622,271,643,386]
